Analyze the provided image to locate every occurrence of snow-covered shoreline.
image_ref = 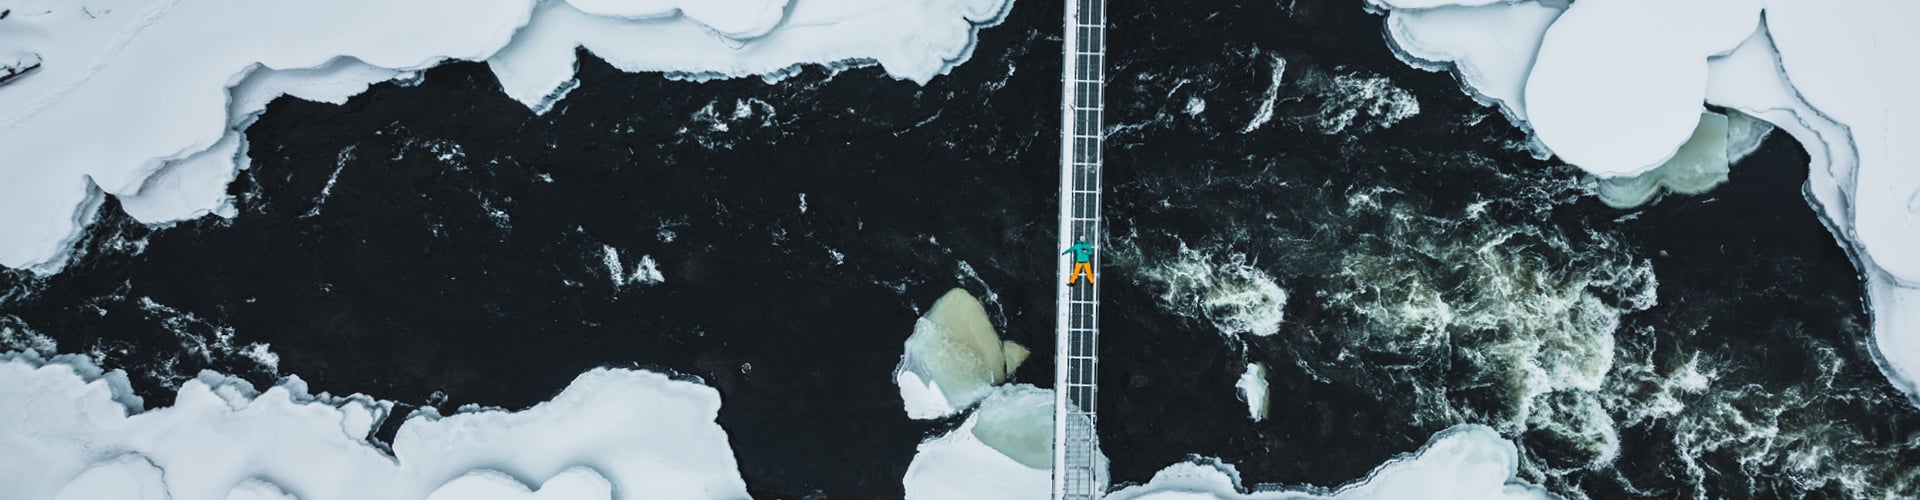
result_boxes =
[0,0,1014,275]
[0,350,749,499]
[1370,0,1920,408]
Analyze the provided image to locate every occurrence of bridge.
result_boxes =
[1051,0,1106,497]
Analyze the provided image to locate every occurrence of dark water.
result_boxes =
[3,0,1917,498]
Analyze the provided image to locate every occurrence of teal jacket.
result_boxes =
[1063,242,1094,263]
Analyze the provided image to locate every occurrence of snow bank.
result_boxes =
[1106,425,1550,500]
[0,351,749,500]
[904,385,1105,500]
[1371,0,1920,406]
[896,288,1031,419]
[0,0,1014,274]
[562,0,786,38]
[1381,2,1563,125]
[492,0,1010,113]
[1525,0,1762,176]
[1365,0,1510,10]
[425,468,613,500]
[52,455,170,500]
[1763,0,1920,286]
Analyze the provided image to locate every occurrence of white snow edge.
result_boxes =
[1106,424,1550,500]
[1373,0,1920,408]
[0,350,749,500]
[0,0,1015,275]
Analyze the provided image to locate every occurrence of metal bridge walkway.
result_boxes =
[1052,0,1105,498]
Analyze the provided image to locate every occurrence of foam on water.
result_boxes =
[1119,243,1288,338]
[1326,188,1654,449]
[1597,331,1920,497]
[1304,71,1421,135]
[1118,167,1655,475]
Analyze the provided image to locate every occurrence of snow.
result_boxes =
[0,351,748,500]
[1592,112,1731,209]
[904,412,1051,500]
[0,0,1014,275]
[1365,0,1511,10]
[489,0,1009,113]
[1371,0,1920,407]
[425,468,613,500]
[1107,425,1549,500]
[562,0,786,38]
[904,385,1101,500]
[52,455,170,500]
[1874,281,1920,403]
[1763,0,1920,286]
[897,369,959,419]
[1382,2,1563,126]
[1524,0,1763,177]
[1,50,41,83]
[225,480,299,500]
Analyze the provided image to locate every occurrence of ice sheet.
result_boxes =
[0,351,748,500]
[1382,2,1563,125]
[904,385,1103,500]
[0,0,1014,275]
[1236,362,1269,422]
[425,468,614,500]
[1592,112,1732,209]
[895,289,1029,419]
[1371,0,1920,408]
[1107,425,1549,500]
[1524,0,1762,176]
[1763,0,1920,286]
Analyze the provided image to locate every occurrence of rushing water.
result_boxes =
[2,0,1915,497]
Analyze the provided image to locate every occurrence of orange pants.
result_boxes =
[1070,261,1095,284]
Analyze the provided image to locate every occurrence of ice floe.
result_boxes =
[1107,425,1550,499]
[1594,109,1776,209]
[1370,0,1920,407]
[893,292,1100,499]
[1381,2,1563,126]
[0,350,749,499]
[1524,0,1763,176]
[0,0,1013,275]
[1236,362,1269,422]
[896,288,1030,419]
[904,384,1105,500]
[1591,111,1732,209]
[425,468,613,500]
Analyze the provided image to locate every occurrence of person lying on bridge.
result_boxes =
[1063,238,1095,284]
